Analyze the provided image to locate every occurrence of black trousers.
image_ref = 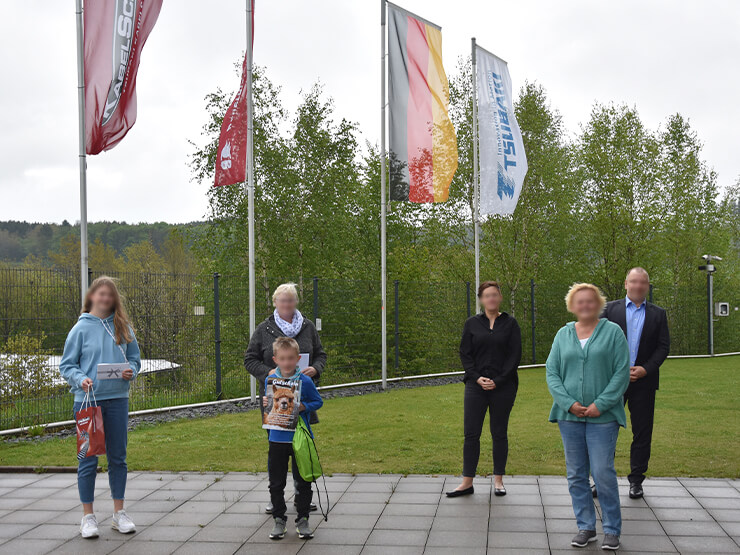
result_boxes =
[463,380,518,477]
[624,386,656,485]
[268,442,313,521]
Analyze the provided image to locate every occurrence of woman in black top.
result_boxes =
[447,281,522,498]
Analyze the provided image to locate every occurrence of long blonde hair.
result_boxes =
[82,276,134,344]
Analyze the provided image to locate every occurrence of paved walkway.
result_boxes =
[0,472,739,554]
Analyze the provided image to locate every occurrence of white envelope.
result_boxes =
[298,353,309,371]
[97,363,130,380]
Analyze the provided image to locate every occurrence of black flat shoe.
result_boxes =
[445,486,474,498]
[494,486,507,496]
[629,483,644,499]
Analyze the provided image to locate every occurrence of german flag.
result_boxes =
[388,3,458,203]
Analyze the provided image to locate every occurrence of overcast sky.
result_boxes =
[2,1,738,224]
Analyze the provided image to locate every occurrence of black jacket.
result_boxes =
[602,299,670,391]
[243,314,327,397]
[459,312,522,387]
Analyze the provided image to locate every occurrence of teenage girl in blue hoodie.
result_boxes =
[60,276,141,539]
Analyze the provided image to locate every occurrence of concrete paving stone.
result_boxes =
[0,477,43,488]
[540,493,572,506]
[52,538,126,555]
[490,504,543,519]
[688,487,740,498]
[1,487,57,499]
[647,496,703,509]
[670,535,740,553]
[55,487,85,500]
[346,482,397,494]
[652,507,714,521]
[360,547,423,555]
[720,521,740,535]
[380,503,438,517]
[662,519,729,536]
[132,525,202,542]
[0,510,61,525]
[500,484,540,495]
[20,497,80,512]
[544,518,585,534]
[351,475,402,484]
[533,483,568,495]
[0,538,65,555]
[110,540,184,554]
[0,522,36,538]
[429,549,486,555]
[29,476,77,488]
[173,541,242,555]
[18,523,80,540]
[619,495,648,507]
[621,506,658,520]
[299,527,371,545]
[493,494,542,506]
[316,514,377,529]
[387,493,440,505]
[172,500,235,514]
[158,479,215,490]
[189,524,258,543]
[375,514,432,530]
[488,517,546,532]
[205,480,261,492]
[427,529,487,547]
[536,476,567,484]
[618,535,682,552]
[642,486,692,497]
[503,476,539,485]
[238,490,274,503]
[710,509,740,522]
[127,500,184,513]
[548,538,603,552]
[142,489,200,502]
[680,479,730,487]
[365,528,428,546]
[398,475,446,482]
[182,490,243,503]
[299,545,362,555]
[236,542,302,555]
[544,505,576,520]
[155,511,218,527]
[208,512,269,528]
[339,492,392,504]
[0,490,13,499]
[0,498,35,511]
[223,501,269,514]
[620,519,667,535]
[432,516,489,531]
[440,492,491,505]
[487,531,549,549]
[435,503,490,519]
[323,502,386,516]
[392,482,444,493]
[488,549,549,555]
[700,498,740,510]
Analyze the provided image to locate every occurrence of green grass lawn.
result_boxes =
[1,357,738,477]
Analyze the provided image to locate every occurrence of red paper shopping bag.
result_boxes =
[76,391,105,460]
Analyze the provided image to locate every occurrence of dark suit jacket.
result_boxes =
[602,299,670,391]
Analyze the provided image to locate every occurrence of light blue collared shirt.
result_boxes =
[625,296,646,366]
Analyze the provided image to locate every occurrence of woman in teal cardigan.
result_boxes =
[546,283,629,552]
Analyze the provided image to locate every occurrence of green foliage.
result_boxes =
[0,331,53,402]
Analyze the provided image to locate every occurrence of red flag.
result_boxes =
[84,0,163,155]
[215,3,255,188]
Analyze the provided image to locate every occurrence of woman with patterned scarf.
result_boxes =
[244,282,327,514]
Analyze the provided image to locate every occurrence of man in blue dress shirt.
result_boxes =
[600,267,670,499]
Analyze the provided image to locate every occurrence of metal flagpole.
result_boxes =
[247,0,257,401]
[75,0,89,303]
[471,37,480,313]
[380,0,388,390]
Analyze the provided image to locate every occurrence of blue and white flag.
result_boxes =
[476,46,527,215]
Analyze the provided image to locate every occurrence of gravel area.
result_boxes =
[4,374,463,445]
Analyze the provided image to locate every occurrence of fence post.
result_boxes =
[394,280,400,370]
[530,279,536,364]
[466,281,471,318]
[312,277,319,323]
[213,272,222,400]
[87,267,92,288]
[649,283,654,304]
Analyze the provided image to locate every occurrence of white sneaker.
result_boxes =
[80,514,99,539]
[112,509,136,534]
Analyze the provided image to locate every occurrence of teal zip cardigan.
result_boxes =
[546,318,630,426]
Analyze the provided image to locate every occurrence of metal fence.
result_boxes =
[0,268,737,431]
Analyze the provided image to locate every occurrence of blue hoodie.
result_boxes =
[59,313,142,402]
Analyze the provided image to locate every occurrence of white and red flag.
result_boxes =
[84,0,163,155]
[214,2,255,188]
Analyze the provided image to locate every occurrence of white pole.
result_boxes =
[75,0,89,302]
[380,0,388,390]
[247,0,257,401]
[471,38,480,313]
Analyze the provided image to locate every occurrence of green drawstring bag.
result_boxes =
[292,417,323,482]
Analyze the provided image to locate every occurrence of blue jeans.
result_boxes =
[73,397,129,504]
[558,420,621,536]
